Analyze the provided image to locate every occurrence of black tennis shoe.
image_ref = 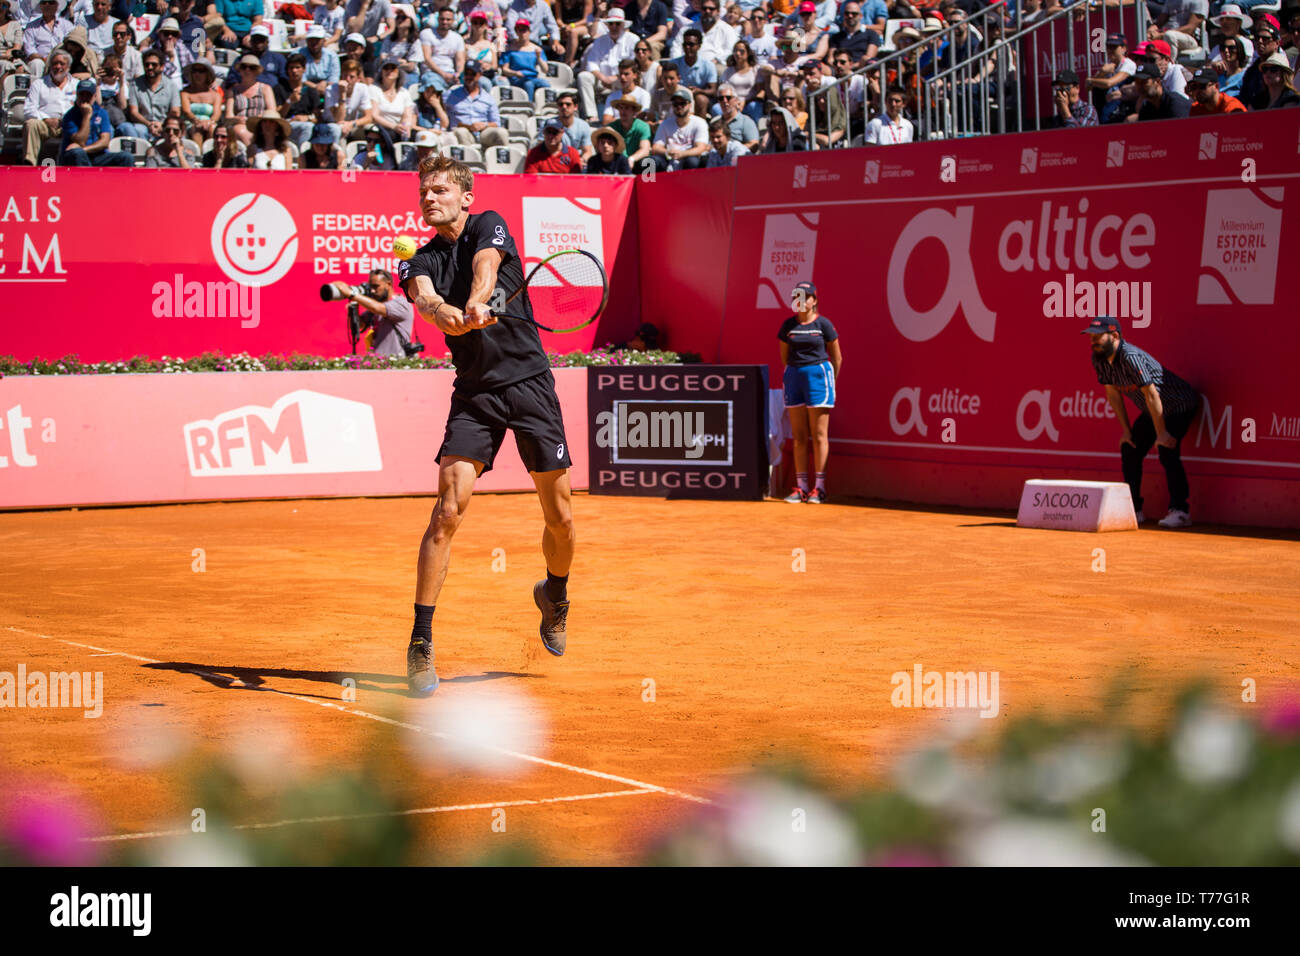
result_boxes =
[407,639,439,696]
[533,580,569,657]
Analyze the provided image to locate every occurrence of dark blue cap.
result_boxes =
[1080,315,1122,335]
[792,281,818,298]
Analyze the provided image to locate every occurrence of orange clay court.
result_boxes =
[2,493,1298,864]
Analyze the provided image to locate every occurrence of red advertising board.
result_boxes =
[0,170,639,362]
[713,111,1300,528]
[0,368,589,508]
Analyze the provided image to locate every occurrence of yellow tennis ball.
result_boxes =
[392,235,418,260]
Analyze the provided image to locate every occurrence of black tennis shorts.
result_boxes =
[438,371,573,475]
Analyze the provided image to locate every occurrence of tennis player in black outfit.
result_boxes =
[397,155,575,695]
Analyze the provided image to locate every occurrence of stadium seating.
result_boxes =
[108,135,152,167]
[484,143,526,174]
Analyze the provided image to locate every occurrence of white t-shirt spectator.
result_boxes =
[78,14,116,54]
[22,70,75,120]
[1163,62,1187,96]
[326,80,374,119]
[864,113,913,145]
[315,5,347,36]
[371,84,414,125]
[699,19,737,66]
[583,30,636,77]
[653,110,707,151]
[419,26,464,74]
[603,84,650,116]
[1104,56,1136,101]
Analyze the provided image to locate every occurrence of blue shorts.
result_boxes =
[783,361,835,408]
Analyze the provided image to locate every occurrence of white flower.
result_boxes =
[1172,706,1252,785]
[958,818,1149,867]
[1277,779,1300,853]
[722,778,859,867]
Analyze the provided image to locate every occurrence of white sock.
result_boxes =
[796,472,809,492]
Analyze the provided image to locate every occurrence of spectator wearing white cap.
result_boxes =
[21,47,75,162]
[147,0,206,56]
[650,86,708,170]
[301,23,340,92]
[22,0,72,72]
[418,5,464,92]
[578,6,635,118]
[313,0,346,46]
[233,22,286,86]
[209,0,262,50]
[399,126,451,168]
[1210,5,1254,68]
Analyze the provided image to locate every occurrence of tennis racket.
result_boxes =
[491,249,608,334]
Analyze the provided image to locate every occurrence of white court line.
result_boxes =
[4,626,713,807]
[83,789,659,843]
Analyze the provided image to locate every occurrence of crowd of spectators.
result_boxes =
[4,0,1298,169]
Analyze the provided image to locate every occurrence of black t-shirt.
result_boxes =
[399,210,549,393]
[586,153,632,174]
[1138,90,1191,121]
[829,27,879,61]
[626,0,671,40]
[274,80,322,120]
[778,315,838,366]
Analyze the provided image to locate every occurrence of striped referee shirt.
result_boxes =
[1093,340,1199,416]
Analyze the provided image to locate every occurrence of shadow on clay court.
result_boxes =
[143,662,540,699]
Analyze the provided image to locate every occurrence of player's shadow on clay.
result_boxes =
[142,662,535,699]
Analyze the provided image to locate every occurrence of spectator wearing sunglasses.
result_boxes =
[1249,51,1300,108]
[107,19,141,82]
[1240,18,1283,107]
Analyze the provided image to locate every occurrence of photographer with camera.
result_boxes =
[325,269,421,357]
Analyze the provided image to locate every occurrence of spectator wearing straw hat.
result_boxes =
[148,18,191,83]
[1209,5,1254,66]
[145,113,194,166]
[225,50,277,145]
[302,121,346,167]
[59,76,133,164]
[249,108,295,167]
[586,125,631,173]
[608,94,651,167]
[301,24,341,94]
[181,56,222,144]
[160,0,208,57]
[1187,66,1246,114]
[579,6,635,118]
[1049,69,1097,127]
[1129,61,1190,120]
[1249,50,1300,108]
[526,115,583,171]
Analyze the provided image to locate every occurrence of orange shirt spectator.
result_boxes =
[1187,67,1246,115]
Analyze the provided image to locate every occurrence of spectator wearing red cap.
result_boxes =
[506,0,563,59]
[526,116,584,172]
[1187,66,1246,114]
[1143,38,1187,97]
[784,1,830,62]
[501,18,551,99]
[1155,0,1207,58]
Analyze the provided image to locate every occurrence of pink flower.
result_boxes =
[1262,698,1300,738]
[875,848,947,867]
[2,793,103,866]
